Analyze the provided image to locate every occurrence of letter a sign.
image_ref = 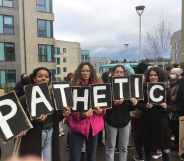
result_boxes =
[25,83,54,118]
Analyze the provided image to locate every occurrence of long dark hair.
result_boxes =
[145,66,166,82]
[111,64,127,76]
[73,62,99,85]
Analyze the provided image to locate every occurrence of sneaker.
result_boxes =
[66,145,70,151]
[115,148,119,153]
[152,151,162,160]
[59,131,65,136]
[170,135,175,141]
[133,154,144,161]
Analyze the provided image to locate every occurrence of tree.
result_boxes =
[143,19,172,60]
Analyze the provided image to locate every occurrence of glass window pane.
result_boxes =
[0,43,4,61]
[4,43,15,61]
[38,19,46,37]
[0,15,3,33]
[38,44,54,62]
[4,16,13,34]
[46,21,50,37]
[57,48,60,55]
[4,16,13,25]
[46,0,51,12]
[47,45,51,62]
[37,0,51,12]
[6,70,16,85]
[3,0,13,7]
[38,20,52,38]
[56,58,60,64]
[57,67,60,74]
[0,70,5,87]
[36,0,45,11]
[0,0,2,6]
[63,48,67,53]
[63,57,66,63]
[63,67,67,72]
[46,21,52,37]
[38,44,47,62]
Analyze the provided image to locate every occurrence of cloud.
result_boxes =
[53,0,181,60]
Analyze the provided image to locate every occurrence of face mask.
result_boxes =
[169,74,177,80]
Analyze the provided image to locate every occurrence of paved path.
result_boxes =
[59,135,181,161]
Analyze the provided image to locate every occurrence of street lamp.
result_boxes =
[135,5,145,61]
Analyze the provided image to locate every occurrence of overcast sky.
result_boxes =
[53,0,181,59]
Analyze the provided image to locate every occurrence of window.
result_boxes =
[55,47,60,55]
[50,69,56,81]
[0,69,16,87]
[63,57,66,63]
[57,67,60,74]
[56,58,60,64]
[6,70,16,83]
[38,44,55,62]
[36,0,52,12]
[37,19,53,38]
[63,67,67,73]
[5,43,15,61]
[63,48,67,53]
[0,0,14,7]
[0,15,14,34]
[0,70,5,87]
[0,42,15,61]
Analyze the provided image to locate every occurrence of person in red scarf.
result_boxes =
[66,62,105,161]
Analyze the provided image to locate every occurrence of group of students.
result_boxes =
[10,62,184,161]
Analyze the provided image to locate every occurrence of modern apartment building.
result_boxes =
[170,30,181,64]
[180,0,184,62]
[0,0,55,87]
[55,40,81,80]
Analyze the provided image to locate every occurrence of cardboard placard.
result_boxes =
[52,82,73,110]
[0,92,32,141]
[72,86,91,112]
[112,77,130,100]
[25,83,54,118]
[91,83,112,109]
[130,74,144,100]
[147,83,166,104]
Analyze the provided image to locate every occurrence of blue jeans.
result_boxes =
[105,122,131,161]
[70,129,98,161]
[41,128,53,161]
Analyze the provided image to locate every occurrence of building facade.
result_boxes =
[55,40,81,80]
[81,49,90,62]
[90,57,111,73]
[180,0,184,62]
[170,30,181,64]
[0,0,55,87]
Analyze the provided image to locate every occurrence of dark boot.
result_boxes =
[144,150,151,161]
[162,151,170,161]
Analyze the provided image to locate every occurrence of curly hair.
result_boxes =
[72,62,100,85]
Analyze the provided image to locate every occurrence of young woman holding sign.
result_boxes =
[105,64,138,161]
[66,62,105,161]
[18,67,62,161]
[142,66,170,161]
